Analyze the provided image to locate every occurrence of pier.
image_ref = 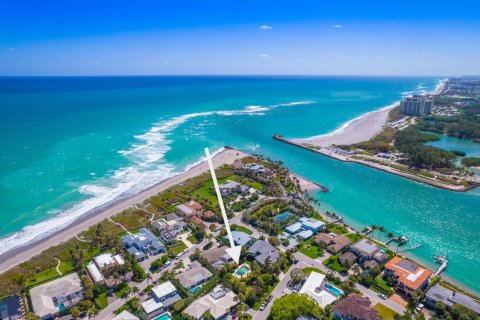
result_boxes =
[434,260,448,277]
[397,243,421,253]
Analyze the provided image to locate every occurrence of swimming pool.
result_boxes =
[154,313,171,320]
[189,285,202,294]
[236,266,249,276]
[325,283,343,297]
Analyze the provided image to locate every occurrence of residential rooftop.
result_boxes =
[385,257,433,291]
[184,285,239,319]
[426,284,480,315]
[175,261,213,289]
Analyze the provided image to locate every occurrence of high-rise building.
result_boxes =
[399,95,433,116]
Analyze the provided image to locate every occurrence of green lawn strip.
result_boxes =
[301,267,326,275]
[345,233,363,243]
[231,224,254,235]
[168,241,188,257]
[95,292,109,309]
[373,303,397,320]
[322,253,347,273]
[298,239,324,259]
[26,267,60,287]
[187,234,199,244]
[330,225,349,235]
[58,260,74,274]
[114,283,131,298]
[371,275,394,295]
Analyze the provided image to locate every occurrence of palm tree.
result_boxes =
[370,224,378,237]
[132,286,140,297]
[146,272,152,284]
[378,226,385,241]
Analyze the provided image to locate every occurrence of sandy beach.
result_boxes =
[0,147,247,275]
[294,103,398,147]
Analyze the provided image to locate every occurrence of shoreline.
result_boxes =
[0,147,248,274]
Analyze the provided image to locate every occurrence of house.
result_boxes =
[30,273,84,320]
[297,229,314,240]
[285,222,302,234]
[333,293,379,320]
[202,210,216,221]
[112,310,140,320]
[218,180,249,196]
[175,261,214,290]
[121,227,165,262]
[339,252,357,267]
[141,281,181,318]
[202,247,233,270]
[176,200,203,218]
[0,295,23,320]
[183,285,239,320]
[248,240,280,266]
[349,238,387,264]
[86,252,125,284]
[425,284,480,315]
[364,260,379,269]
[299,272,341,308]
[384,257,432,295]
[243,163,266,173]
[152,218,185,244]
[298,217,324,233]
[227,231,253,247]
[314,233,351,254]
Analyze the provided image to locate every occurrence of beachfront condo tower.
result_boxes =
[399,95,433,116]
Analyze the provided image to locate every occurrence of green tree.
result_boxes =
[268,294,322,320]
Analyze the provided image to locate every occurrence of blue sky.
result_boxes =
[0,0,479,76]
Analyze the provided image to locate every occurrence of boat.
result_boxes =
[433,254,448,264]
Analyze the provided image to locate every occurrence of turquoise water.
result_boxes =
[236,266,249,276]
[325,283,342,297]
[0,76,479,293]
[189,285,202,294]
[154,313,171,320]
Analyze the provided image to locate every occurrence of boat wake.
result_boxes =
[0,100,313,256]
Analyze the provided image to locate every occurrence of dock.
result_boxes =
[434,260,448,277]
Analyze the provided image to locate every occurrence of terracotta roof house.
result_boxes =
[339,252,357,267]
[202,210,216,221]
[176,200,203,218]
[384,257,432,295]
[333,293,379,320]
[349,238,387,263]
[315,233,351,254]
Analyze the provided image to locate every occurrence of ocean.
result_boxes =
[0,76,479,292]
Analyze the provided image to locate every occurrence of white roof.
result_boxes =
[141,298,164,314]
[112,310,140,320]
[94,253,124,267]
[298,230,314,239]
[177,204,193,214]
[286,222,302,233]
[87,262,104,282]
[152,281,177,299]
[184,286,239,319]
[299,272,337,308]
[299,217,324,229]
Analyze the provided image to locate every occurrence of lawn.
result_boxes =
[330,225,349,235]
[168,241,188,257]
[231,224,254,235]
[322,253,348,273]
[58,260,74,274]
[298,239,324,259]
[345,233,363,244]
[187,234,199,244]
[370,275,394,295]
[373,303,397,320]
[301,267,325,275]
[95,292,109,309]
[26,267,59,287]
[114,283,131,298]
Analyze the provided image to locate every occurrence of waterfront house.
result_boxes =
[121,227,165,262]
[226,231,253,247]
[315,233,351,254]
[152,218,185,244]
[349,238,387,264]
[384,257,432,295]
[141,281,181,318]
[183,285,239,320]
[248,240,280,266]
[333,293,379,320]
[339,252,357,267]
[297,229,314,240]
[175,261,214,290]
[218,180,249,196]
[0,294,23,320]
[285,222,302,234]
[176,200,203,218]
[299,272,341,308]
[243,163,266,173]
[201,246,233,270]
[86,252,125,284]
[298,217,324,233]
[30,273,84,320]
[425,284,480,315]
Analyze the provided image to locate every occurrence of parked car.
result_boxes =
[416,303,424,312]
[164,260,171,267]
[293,259,299,264]
[260,303,266,311]
[378,293,387,300]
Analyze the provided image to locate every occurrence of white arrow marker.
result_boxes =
[204,147,242,264]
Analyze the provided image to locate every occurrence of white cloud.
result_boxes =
[333,24,343,28]
[260,25,272,30]
[260,54,273,59]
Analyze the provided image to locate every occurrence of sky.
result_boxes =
[0,0,479,76]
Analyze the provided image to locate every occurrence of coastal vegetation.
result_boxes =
[461,157,480,167]
[267,294,323,320]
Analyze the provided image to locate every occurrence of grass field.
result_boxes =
[231,224,254,235]
[95,292,109,309]
[187,234,199,244]
[373,303,397,320]
[298,239,324,259]
[168,241,188,257]
[322,253,348,273]
[26,267,59,287]
[301,267,325,275]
